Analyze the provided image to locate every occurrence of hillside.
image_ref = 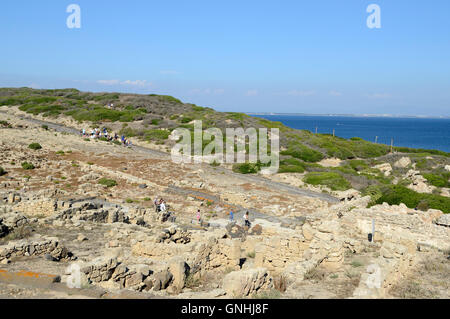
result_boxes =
[0,87,449,299]
[0,87,449,213]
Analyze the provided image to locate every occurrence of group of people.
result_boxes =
[229,210,251,227]
[79,127,133,147]
[194,209,251,227]
[152,197,251,228]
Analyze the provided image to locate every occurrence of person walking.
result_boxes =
[244,211,251,228]
[196,209,201,224]
[159,199,166,212]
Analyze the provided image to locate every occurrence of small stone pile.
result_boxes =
[155,226,191,244]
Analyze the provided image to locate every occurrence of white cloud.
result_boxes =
[246,89,258,96]
[121,80,150,87]
[97,79,120,85]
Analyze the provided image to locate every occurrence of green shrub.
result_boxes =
[98,178,117,188]
[143,129,170,141]
[278,165,305,173]
[348,160,369,171]
[28,143,42,150]
[0,166,6,176]
[303,172,351,191]
[423,173,449,188]
[180,117,193,124]
[157,95,182,104]
[280,144,324,163]
[362,185,383,206]
[416,200,429,212]
[210,161,220,167]
[21,162,35,170]
[233,163,260,174]
[41,125,49,130]
[374,185,450,213]
[0,120,12,128]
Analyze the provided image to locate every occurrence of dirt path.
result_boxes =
[0,109,339,204]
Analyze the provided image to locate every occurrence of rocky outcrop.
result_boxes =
[155,226,191,244]
[222,268,273,297]
[373,163,392,176]
[435,214,450,228]
[405,169,435,194]
[394,157,411,168]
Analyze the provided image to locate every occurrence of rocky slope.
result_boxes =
[0,95,449,299]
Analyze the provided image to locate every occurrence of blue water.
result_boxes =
[253,115,450,153]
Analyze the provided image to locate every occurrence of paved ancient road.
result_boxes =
[0,109,339,204]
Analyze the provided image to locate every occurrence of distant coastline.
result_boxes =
[246,112,450,119]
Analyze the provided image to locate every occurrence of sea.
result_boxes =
[252,115,450,153]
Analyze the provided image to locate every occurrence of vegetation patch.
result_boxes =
[281,143,324,163]
[423,173,450,188]
[304,172,352,191]
[28,143,42,150]
[21,162,35,170]
[372,185,450,213]
[98,178,118,188]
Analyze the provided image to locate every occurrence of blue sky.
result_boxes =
[0,0,449,116]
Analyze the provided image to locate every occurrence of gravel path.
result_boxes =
[0,109,339,205]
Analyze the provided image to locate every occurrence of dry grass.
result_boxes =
[0,225,34,243]
[273,274,288,292]
[304,267,327,281]
[389,253,450,299]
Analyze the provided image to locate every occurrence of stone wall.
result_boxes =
[0,237,75,262]
[13,198,57,217]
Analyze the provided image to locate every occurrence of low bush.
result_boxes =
[98,178,117,188]
[281,144,324,163]
[232,163,260,174]
[374,185,450,213]
[21,162,35,170]
[303,172,351,191]
[0,120,12,128]
[28,143,42,150]
[423,173,449,188]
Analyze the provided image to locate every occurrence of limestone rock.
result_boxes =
[394,157,411,168]
[373,163,392,176]
[222,268,273,297]
[168,258,190,291]
[302,223,314,241]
